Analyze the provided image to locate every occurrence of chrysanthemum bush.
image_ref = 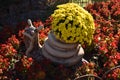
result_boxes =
[51,3,95,44]
[0,0,120,80]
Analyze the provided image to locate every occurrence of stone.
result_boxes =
[23,19,85,66]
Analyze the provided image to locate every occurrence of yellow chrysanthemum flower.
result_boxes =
[51,3,95,45]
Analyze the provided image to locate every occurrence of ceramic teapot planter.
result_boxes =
[23,3,95,66]
[23,19,84,66]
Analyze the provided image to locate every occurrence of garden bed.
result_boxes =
[0,0,120,80]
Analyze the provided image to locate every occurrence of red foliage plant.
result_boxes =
[85,0,120,80]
